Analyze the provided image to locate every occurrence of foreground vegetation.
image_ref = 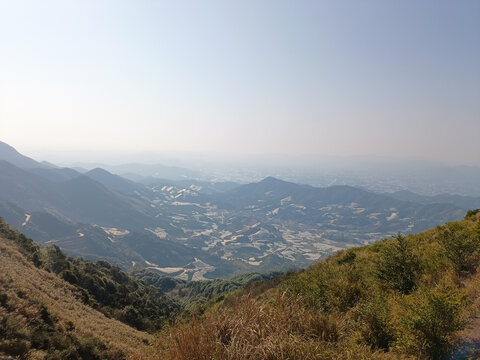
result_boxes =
[0,219,153,359]
[0,218,285,359]
[0,217,286,359]
[135,210,480,360]
[0,219,180,333]
[2,211,480,359]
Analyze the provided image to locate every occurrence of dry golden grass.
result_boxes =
[455,270,480,344]
[0,235,153,359]
[132,290,408,360]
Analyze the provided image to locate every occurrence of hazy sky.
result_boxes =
[1,0,479,164]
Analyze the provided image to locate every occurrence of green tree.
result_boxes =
[403,285,467,359]
[376,234,421,294]
[439,223,480,274]
[357,294,394,350]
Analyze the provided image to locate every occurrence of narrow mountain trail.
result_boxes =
[449,314,480,359]
[21,213,30,226]
[449,273,480,360]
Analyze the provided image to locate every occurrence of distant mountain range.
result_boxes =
[387,189,480,210]
[0,141,52,168]
[2,195,479,359]
[67,161,199,181]
[0,140,476,278]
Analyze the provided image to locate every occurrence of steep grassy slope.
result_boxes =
[0,218,280,359]
[0,219,180,333]
[137,210,480,360]
[0,224,153,359]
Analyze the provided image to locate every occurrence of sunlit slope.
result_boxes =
[0,225,153,359]
[140,210,480,360]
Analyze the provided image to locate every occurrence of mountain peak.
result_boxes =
[86,167,113,176]
[85,167,144,195]
[257,176,304,190]
[259,176,286,184]
[0,141,44,169]
[0,141,16,151]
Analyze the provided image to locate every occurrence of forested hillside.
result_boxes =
[134,269,282,312]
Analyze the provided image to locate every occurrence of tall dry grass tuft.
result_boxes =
[132,290,402,360]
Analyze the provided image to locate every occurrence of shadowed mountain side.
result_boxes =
[0,200,198,269]
[0,199,77,239]
[28,167,83,183]
[0,160,158,229]
[388,189,480,210]
[0,199,148,267]
[85,167,149,196]
[218,177,465,232]
[119,231,238,277]
[0,160,67,209]
[58,175,154,227]
[218,176,309,207]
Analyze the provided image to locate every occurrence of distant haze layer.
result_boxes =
[1,1,479,164]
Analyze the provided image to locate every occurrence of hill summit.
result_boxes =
[0,141,45,169]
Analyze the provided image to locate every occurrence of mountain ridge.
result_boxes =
[0,141,47,169]
[0,141,473,278]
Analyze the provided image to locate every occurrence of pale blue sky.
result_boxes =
[0,0,479,164]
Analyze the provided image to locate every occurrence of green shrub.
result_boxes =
[402,285,467,359]
[0,338,30,357]
[285,261,366,313]
[439,223,480,274]
[357,294,394,350]
[61,270,79,284]
[464,209,480,220]
[376,234,421,294]
[337,250,357,265]
[0,292,7,307]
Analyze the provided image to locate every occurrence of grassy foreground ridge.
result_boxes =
[0,219,153,359]
[135,210,480,360]
[1,211,480,359]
